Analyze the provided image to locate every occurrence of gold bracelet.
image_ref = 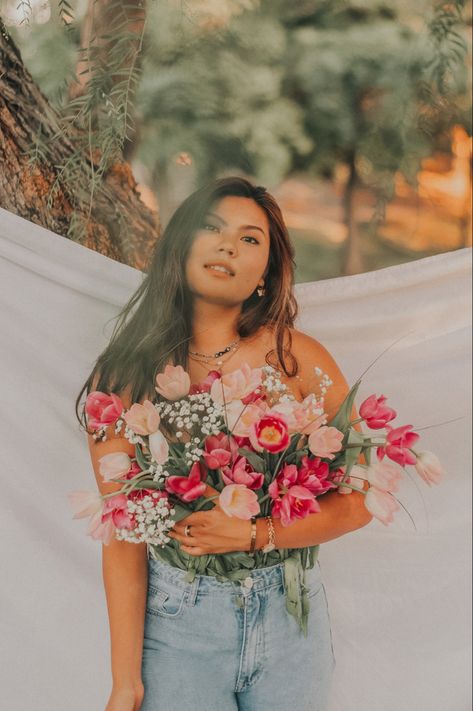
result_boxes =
[261,515,276,553]
[249,516,257,555]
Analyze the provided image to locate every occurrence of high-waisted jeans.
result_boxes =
[140,556,336,711]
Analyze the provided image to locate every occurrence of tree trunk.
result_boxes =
[341,151,364,276]
[0,16,159,270]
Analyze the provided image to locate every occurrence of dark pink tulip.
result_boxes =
[189,370,221,395]
[221,456,264,490]
[165,461,207,502]
[376,424,419,466]
[85,391,124,430]
[202,432,239,470]
[268,463,321,526]
[359,394,397,429]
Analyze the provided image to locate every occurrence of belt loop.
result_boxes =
[187,575,200,606]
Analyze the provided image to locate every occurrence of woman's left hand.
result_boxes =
[167,484,253,556]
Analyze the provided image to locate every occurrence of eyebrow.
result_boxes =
[206,211,266,236]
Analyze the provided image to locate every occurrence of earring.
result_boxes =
[257,283,265,297]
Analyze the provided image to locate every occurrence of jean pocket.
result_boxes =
[321,583,336,667]
[146,582,187,619]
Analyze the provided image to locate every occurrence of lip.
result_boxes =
[204,261,235,276]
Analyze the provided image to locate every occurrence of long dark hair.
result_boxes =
[75,175,300,432]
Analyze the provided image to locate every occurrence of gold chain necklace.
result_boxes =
[188,340,241,374]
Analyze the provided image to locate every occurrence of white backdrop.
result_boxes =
[0,205,471,711]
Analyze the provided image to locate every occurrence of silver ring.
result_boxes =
[184,524,191,537]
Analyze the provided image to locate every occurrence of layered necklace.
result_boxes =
[188,336,241,374]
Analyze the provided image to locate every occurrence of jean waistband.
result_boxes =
[148,555,321,595]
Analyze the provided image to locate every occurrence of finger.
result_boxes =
[170,530,200,546]
[181,544,205,556]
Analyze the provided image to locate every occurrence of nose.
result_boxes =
[218,233,238,257]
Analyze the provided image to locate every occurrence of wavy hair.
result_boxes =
[75,175,300,432]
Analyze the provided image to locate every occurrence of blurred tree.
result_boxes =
[272,0,469,274]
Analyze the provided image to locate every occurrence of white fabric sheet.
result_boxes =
[0,205,471,711]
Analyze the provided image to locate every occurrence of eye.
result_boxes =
[242,236,260,244]
[202,222,219,232]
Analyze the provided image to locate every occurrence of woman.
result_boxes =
[76,176,372,711]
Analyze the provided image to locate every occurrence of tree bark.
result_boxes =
[0,16,159,270]
[341,150,364,276]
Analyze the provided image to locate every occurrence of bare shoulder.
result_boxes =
[287,327,350,419]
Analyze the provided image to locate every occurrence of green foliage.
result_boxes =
[6,0,470,249]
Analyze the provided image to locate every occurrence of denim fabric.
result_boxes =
[141,556,336,711]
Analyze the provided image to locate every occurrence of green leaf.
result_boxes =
[134,444,150,472]
[327,380,361,433]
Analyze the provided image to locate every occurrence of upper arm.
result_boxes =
[291,329,368,476]
[86,378,136,498]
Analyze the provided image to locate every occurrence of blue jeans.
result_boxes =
[141,556,336,711]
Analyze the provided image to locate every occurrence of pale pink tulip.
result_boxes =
[98,452,132,482]
[85,391,123,430]
[359,394,397,429]
[88,493,133,545]
[149,429,170,465]
[415,451,443,486]
[273,394,326,435]
[364,487,400,525]
[123,400,160,435]
[155,364,191,400]
[219,484,260,519]
[308,426,344,459]
[225,399,268,437]
[366,459,403,492]
[210,362,263,405]
[68,490,103,518]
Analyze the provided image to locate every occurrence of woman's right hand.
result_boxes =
[105,683,145,711]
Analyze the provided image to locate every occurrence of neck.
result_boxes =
[189,298,242,353]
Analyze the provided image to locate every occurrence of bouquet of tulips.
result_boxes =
[69,362,443,633]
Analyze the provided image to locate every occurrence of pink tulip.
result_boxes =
[359,394,397,429]
[415,451,443,486]
[364,487,400,525]
[189,370,221,395]
[298,455,336,495]
[366,459,403,492]
[85,391,124,430]
[149,429,170,465]
[329,468,355,494]
[308,426,344,460]
[165,461,207,502]
[98,452,132,482]
[202,433,239,469]
[268,463,321,526]
[155,364,191,400]
[88,493,133,545]
[124,461,143,480]
[249,412,290,453]
[68,490,102,519]
[122,400,160,435]
[226,399,268,437]
[210,362,263,405]
[219,484,260,519]
[221,456,264,490]
[376,424,419,466]
[272,394,327,435]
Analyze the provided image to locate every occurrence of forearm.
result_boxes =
[255,485,373,550]
[102,539,148,689]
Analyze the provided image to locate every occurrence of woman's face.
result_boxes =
[185,195,271,306]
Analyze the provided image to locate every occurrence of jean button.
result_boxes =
[243,576,254,589]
